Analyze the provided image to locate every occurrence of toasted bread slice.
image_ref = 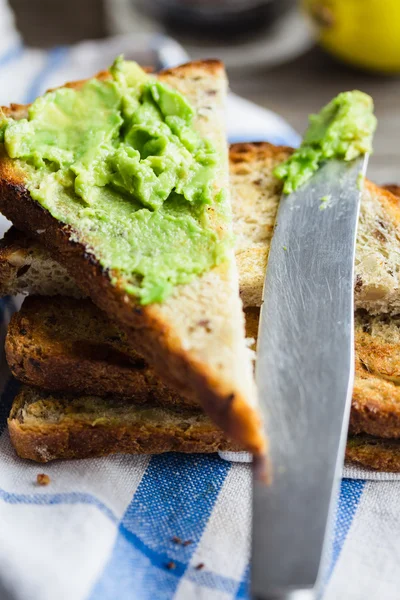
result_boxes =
[0,63,263,453]
[0,142,291,309]
[0,226,83,299]
[8,300,400,468]
[7,294,400,436]
[350,311,400,439]
[6,295,195,406]
[2,145,400,317]
[8,386,240,462]
[9,298,400,468]
[346,435,400,472]
[6,295,257,403]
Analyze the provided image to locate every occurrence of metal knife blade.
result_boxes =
[251,156,368,600]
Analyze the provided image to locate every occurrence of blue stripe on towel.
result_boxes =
[0,43,23,68]
[230,478,366,600]
[89,453,231,600]
[330,478,365,575]
[25,46,69,103]
[0,487,119,523]
[235,565,250,598]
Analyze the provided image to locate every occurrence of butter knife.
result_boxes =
[251,155,368,599]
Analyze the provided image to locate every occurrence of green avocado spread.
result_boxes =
[274,91,377,194]
[0,57,229,304]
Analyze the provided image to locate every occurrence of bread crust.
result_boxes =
[350,313,400,438]
[229,141,293,164]
[11,295,400,445]
[0,62,264,454]
[350,373,400,438]
[346,435,400,471]
[6,296,197,407]
[8,386,241,462]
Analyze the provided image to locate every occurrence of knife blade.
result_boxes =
[251,155,369,600]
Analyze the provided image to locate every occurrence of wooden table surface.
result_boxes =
[230,46,400,186]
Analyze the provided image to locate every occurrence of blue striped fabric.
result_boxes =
[0,43,23,68]
[0,12,368,599]
[90,455,232,599]
[0,304,365,598]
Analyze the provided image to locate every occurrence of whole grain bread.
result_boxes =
[0,142,290,309]
[0,226,83,298]
[2,145,400,317]
[8,294,400,439]
[6,295,195,406]
[6,295,257,404]
[0,62,263,454]
[8,386,240,462]
[346,435,400,472]
[350,311,400,439]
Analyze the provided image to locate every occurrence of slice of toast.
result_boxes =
[9,377,398,466]
[8,294,400,437]
[0,63,263,453]
[5,295,258,403]
[346,435,400,472]
[8,297,400,468]
[2,144,400,316]
[6,295,196,406]
[0,142,291,308]
[7,294,400,441]
[350,310,400,439]
[8,386,241,462]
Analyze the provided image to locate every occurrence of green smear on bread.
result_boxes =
[274,91,377,194]
[0,57,229,304]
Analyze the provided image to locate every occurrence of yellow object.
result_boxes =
[303,0,400,74]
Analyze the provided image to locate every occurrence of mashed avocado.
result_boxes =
[274,91,377,194]
[0,57,229,304]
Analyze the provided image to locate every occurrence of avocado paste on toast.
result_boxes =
[0,57,229,304]
[274,91,377,194]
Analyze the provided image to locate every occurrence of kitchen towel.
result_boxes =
[0,2,399,599]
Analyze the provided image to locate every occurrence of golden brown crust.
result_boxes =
[6,296,259,406]
[0,64,264,454]
[355,315,400,384]
[364,179,400,229]
[351,370,400,438]
[8,387,241,463]
[350,314,400,438]
[351,371,400,438]
[382,184,400,198]
[160,59,225,77]
[8,418,239,463]
[346,435,400,471]
[229,141,293,164]
[6,296,197,407]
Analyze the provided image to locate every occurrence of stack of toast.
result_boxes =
[1,61,400,470]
